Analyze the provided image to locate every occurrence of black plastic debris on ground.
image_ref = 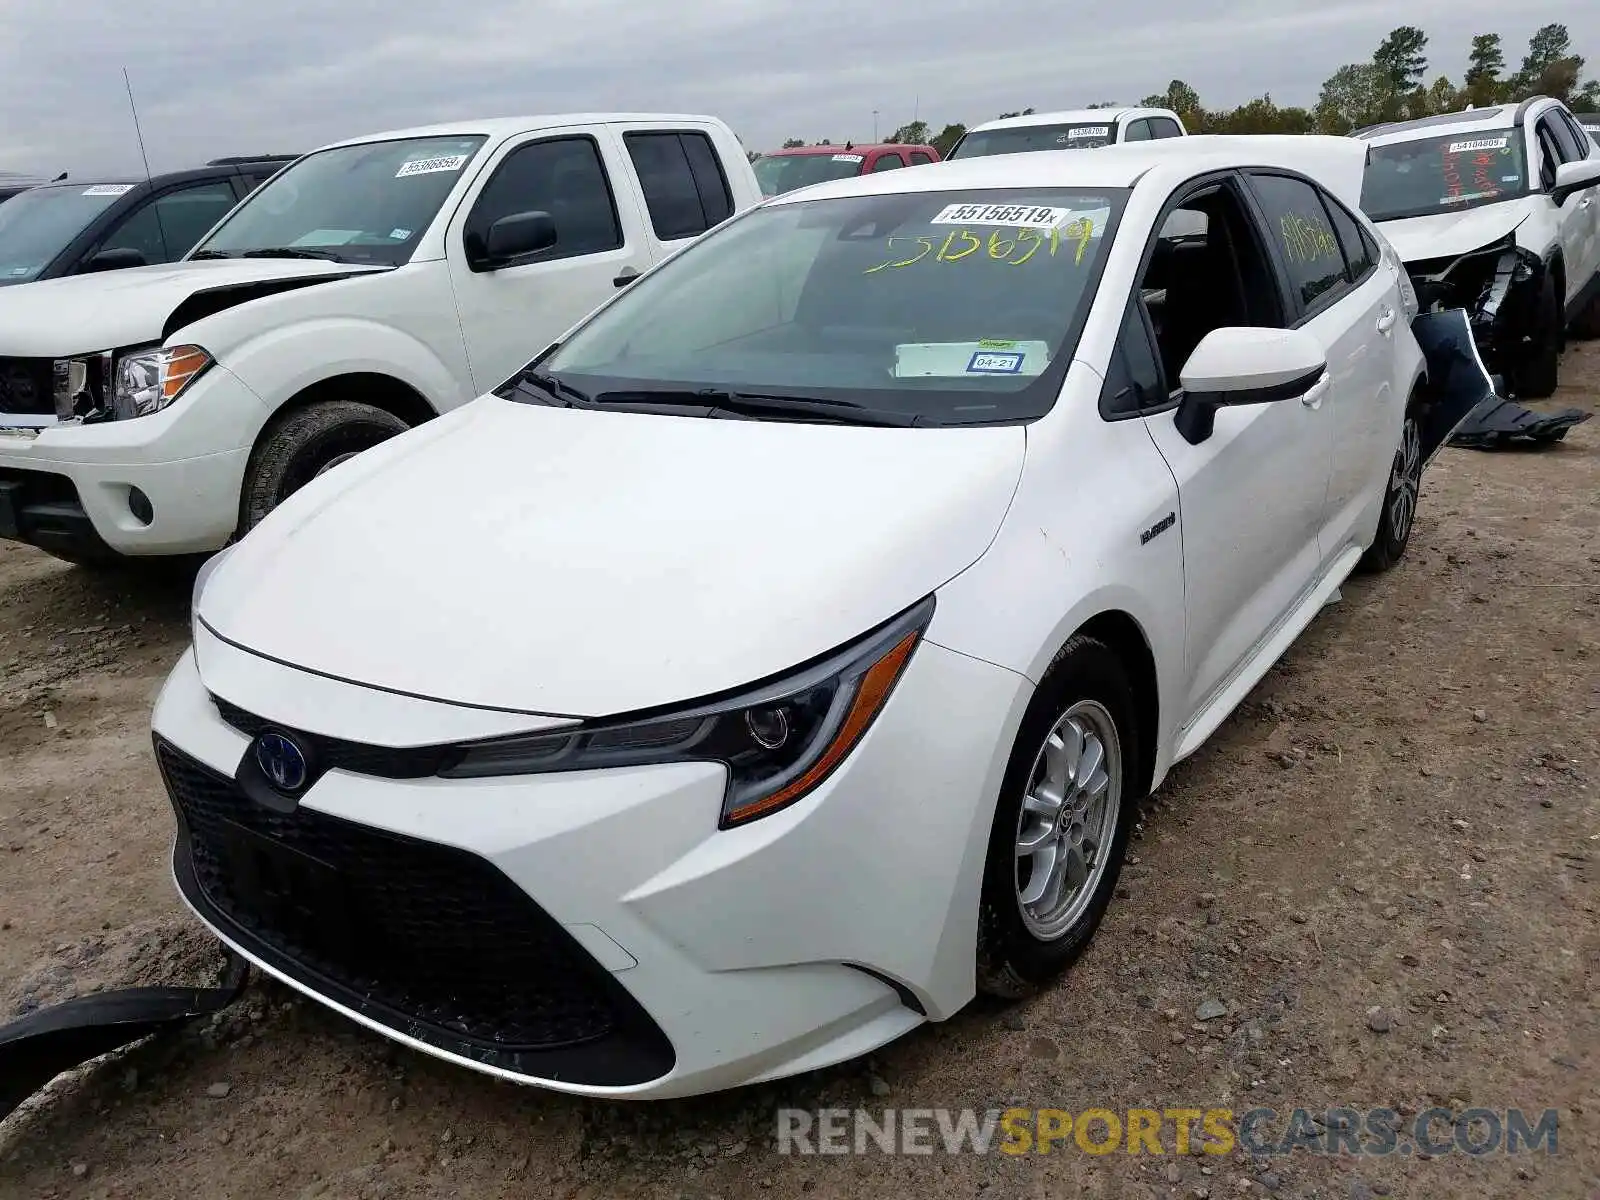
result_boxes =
[0,954,249,1121]
[1448,396,1594,450]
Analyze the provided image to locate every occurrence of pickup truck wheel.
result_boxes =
[239,401,409,535]
[1511,274,1561,399]
[1357,404,1422,574]
[976,635,1139,1000]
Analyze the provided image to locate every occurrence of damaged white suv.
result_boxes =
[1356,97,1600,398]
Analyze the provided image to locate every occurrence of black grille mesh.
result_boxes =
[158,740,674,1084]
[0,358,53,416]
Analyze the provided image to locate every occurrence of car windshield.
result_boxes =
[1360,129,1529,222]
[192,135,488,265]
[532,187,1130,426]
[0,184,130,285]
[1577,113,1600,148]
[753,152,866,196]
[948,123,1118,159]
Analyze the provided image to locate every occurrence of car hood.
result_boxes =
[1374,203,1531,266]
[198,396,1026,718]
[0,258,387,356]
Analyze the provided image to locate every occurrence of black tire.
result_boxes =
[1510,273,1562,399]
[1570,280,1600,341]
[976,635,1142,999]
[238,401,409,536]
[1357,403,1423,574]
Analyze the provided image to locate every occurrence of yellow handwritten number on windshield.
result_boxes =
[864,217,1096,273]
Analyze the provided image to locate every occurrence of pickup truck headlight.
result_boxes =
[440,596,934,828]
[113,345,213,418]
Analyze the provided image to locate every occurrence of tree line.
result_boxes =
[761,23,1598,159]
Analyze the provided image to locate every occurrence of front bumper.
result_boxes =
[0,365,265,558]
[151,634,1031,1098]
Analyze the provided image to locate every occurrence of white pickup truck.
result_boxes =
[0,113,761,563]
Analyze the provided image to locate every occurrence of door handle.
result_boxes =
[613,266,641,288]
[1301,374,1331,410]
[1376,307,1396,335]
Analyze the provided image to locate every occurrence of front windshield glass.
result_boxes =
[1361,129,1529,222]
[193,135,488,265]
[0,184,129,285]
[753,152,866,196]
[535,187,1129,425]
[948,123,1117,159]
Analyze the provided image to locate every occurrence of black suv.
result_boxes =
[0,156,298,287]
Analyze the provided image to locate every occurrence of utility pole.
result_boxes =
[872,110,879,141]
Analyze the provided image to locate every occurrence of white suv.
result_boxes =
[946,108,1187,159]
[1356,97,1600,397]
[0,114,760,564]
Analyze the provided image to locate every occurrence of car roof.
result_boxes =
[1356,100,1547,144]
[315,113,729,152]
[764,144,933,157]
[966,107,1172,133]
[765,134,1368,212]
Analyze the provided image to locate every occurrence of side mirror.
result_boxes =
[1551,158,1600,205]
[1173,327,1328,445]
[84,247,147,273]
[471,210,557,270]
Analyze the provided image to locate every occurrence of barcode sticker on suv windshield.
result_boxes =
[1446,137,1509,154]
[81,184,135,196]
[832,154,865,163]
[930,203,1078,229]
[396,154,470,178]
[1067,126,1112,140]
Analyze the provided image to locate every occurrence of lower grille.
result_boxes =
[158,740,674,1086]
[0,357,53,416]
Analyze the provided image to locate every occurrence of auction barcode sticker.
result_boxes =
[1067,126,1112,140]
[396,154,470,178]
[930,203,1078,229]
[832,154,865,163]
[1446,137,1509,154]
[82,184,135,197]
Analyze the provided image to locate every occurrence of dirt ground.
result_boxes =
[1,346,1596,1200]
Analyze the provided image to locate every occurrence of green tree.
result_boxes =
[1510,23,1586,102]
[931,123,967,157]
[781,138,804,149]
[1141,80,1204,126]
[889,120,929,145]
[1424,75,1459,116]
[1314,62,1390,132]
[1463,33,1505,105]
[1373,26,1430,93]
[1577,79,1600,111]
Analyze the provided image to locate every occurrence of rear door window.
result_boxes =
[624,131,735,240]
[1246,171,1353,318]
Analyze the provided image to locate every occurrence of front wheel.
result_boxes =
[1357,406,1422,574]
[238,401,409,537]
[1510,273,1561,399]
[976,635,1140,999]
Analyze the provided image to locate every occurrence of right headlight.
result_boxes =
[441,595,935,828]
[113,344,213,418]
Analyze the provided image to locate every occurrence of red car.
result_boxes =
[753,143,941,196]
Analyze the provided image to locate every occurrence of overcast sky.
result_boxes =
[2,1,1596,176]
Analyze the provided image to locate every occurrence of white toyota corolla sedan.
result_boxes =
[156,135,1439,1098]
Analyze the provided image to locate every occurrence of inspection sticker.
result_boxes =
[1446,137,1509,154]
[832,153,865,163]
[396,154,470,178]
[81,184,135,197]
[967,350,1025,374]
[930,203,1080,229]
[1066,126,1111,140]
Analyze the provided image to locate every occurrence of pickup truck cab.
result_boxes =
[0,114,761,563]
[753,143,941,196]
[946,107,1187,159]
[0,159,296,287]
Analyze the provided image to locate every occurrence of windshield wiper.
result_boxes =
[187,249,234,260]
[238,247,347,261]
[504,369,596,407]
[593,388,917,427]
